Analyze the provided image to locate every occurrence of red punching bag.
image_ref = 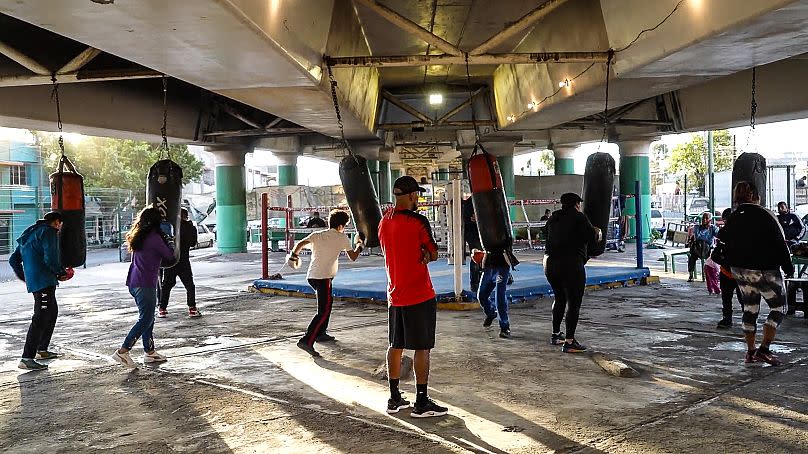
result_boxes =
[50,155,86,267]
[467,145,513,252]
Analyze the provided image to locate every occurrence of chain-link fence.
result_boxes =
[0,186,139,255]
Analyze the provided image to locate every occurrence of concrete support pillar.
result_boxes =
[617,140,652,243]
[496,155,515,199]
[378,149,392,203]
[552,145,577,175]
[274,153,298,186]
[208,146,250,254]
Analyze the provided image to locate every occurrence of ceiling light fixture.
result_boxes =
[428,93,443,105]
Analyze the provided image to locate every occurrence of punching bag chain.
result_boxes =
[596,50,615,152]
[325,61,354,157]
[50,75,65,157]
[463,53,479,143]
[160,75,171,159]
[746,66,757,152]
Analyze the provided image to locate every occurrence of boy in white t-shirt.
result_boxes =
[287,210,363,357]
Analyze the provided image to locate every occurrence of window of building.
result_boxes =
[9,166,27,185]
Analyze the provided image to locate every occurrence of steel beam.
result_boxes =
[378,120,497,129]
[437,88,485,124]
[326,51,609,67]
[58,47,102,74]
[470,0,569,56]
[203,127,310,138]
[220,103,262,129]
[382,90,433,123]
[0,68,163,87]
[0,40,51,75]
[353,0,463,56]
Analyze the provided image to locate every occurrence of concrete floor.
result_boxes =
[1,247,807,453]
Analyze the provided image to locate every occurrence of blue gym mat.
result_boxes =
[253,262,650,302]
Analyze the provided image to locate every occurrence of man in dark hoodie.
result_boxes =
[158,208,199,317]
[9,211,68,371]
[717,182,793,366]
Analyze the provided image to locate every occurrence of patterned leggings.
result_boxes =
[730,267,787,334]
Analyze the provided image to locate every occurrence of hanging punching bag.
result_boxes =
[582,152,615,257]
[339,154,383,248]
[50,155,86,267]
[467,146,513,252]
[731,152,766,208]
[146,159,183,267]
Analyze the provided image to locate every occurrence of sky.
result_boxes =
[5,117,808,186]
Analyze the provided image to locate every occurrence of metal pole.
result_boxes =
[635,180,644,269]
[451,180,463,300]
[286,194,293,252]
[683,174,688,221]
[261,192,268,280]
[707,130,714,215]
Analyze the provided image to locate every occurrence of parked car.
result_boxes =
[687,197,710,216]
[194,223,215,249]
[650,209,665,232]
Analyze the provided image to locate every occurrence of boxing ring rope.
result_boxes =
[260,188,644,284]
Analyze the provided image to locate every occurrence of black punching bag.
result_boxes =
[467,147,513,252]
[146,159,183,267]
[583,152,615,257]
[731,152,766,208]
[50,155,86,267]
[339,155,383,248]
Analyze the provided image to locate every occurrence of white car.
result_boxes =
[650,209,665,232]
[195,223,215,249]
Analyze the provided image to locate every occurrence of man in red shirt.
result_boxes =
[378,175,448,418]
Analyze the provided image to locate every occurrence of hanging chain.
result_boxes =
[325,61,354,157]
[745,66,758,152]
[750,66,757,131]
[160,75,171,159]
[464,53,479,143]
[50,75,65,157]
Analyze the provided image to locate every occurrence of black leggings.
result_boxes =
[720,272,742,319]
[301,278,333,346]
[23,286,58,359]
[546,259,586,340]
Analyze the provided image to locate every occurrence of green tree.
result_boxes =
[667,130,734,194]
[32,132,204,195]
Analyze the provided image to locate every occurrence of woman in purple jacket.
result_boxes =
[112,206,175,368]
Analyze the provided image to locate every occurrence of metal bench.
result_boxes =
[662,248,704,280]
[784,277,808,318]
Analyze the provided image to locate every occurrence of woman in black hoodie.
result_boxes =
[716,182,793,366]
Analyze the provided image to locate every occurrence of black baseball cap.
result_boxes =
[393,175,426,196]
[560,192,583,206]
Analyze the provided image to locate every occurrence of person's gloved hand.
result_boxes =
[286,252,301,269]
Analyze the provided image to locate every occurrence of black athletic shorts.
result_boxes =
[388,298,437,350]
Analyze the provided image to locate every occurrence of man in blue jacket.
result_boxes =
[9,211,67,371]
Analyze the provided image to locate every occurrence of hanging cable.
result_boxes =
[325,61,355,158]
[160,75,171,159]
[50,75,65,157]
[614,0,686,53]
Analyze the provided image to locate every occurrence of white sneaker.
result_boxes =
[111,350,137,368]
[143,351,167,363]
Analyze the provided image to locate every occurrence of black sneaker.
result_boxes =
[716,318,732,329]
[499,329,511,339]
[296,340,321,358]
[483,314,496,328]
[18,359,48,371]
[562,339,587,353]
[550,332,566,345]
[386,395,411,414]
[753,347,782,366]
[315,333,336,342]
[411,398,448,418]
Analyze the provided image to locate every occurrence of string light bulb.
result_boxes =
[507,114,516,122]
[527,101,537,110]
[558,79,571,88]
